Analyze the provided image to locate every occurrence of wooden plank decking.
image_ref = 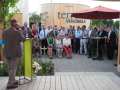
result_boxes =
[0,75,120,90]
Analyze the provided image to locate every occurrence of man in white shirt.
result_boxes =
[79,26,88,55]
[59,25,68,39]
[46,25,53,37]
[39,26,48,54]
[87,25,96,58]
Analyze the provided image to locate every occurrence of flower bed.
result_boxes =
[37,60,54,76]
[0,59,54,76]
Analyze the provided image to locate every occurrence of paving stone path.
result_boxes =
[39,53,120,77]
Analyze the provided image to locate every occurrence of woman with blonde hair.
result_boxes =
[55,35,63,57]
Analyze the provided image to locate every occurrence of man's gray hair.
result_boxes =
[107,26,112,29]
[24,22,27,24]
[100,25,104,28]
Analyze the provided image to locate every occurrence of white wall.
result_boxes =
[22,0,29,26]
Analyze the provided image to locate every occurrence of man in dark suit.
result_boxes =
[87,25,96,58]
[97,25,107,60]
[21,22,31,38]
[36,23,41,46]
[106,27,116,60]
[50,27,58,38]
[2,19,26,89]
[36,23,41,37]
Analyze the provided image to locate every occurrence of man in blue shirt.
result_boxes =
[74,26,81,53]
[79,26,88,55]
[39,26,49,55]
[112,25,118,34]
[67,25,72,33]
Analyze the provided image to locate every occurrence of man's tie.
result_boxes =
[44,30,45,39]
[107,32,110,43]
[82,32,84,39]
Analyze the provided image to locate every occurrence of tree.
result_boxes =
[102,19,114,27]
[114,20,119,29]
[0,0,20,29]
[90,20,99,27]
[91,19,115,27]
[29,11,48,24]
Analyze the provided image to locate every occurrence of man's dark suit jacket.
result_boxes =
[21,26,31,38]
[2,27,26,57]
[106,31,116,46]
[36,26,41,34]
[50,31,58,38]
[97,30,107,45]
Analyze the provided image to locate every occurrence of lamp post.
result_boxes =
[51,0,54,27]
[51,0,56,37]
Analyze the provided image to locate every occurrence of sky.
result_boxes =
[29,0,120,13]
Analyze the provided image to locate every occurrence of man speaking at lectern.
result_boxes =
[2,19,26,89]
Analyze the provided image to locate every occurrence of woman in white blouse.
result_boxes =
[55,35,63,57]
[63,34,72,59]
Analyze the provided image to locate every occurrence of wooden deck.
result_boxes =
[0,75,120,90]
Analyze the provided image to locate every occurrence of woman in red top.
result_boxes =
[31,24,38,38]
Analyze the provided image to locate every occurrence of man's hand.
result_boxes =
[83,34,86,36]
[35,46,38,49]
[87,36,90,38]
[107,38,110,40]
[104,36,107,39]
[74,40,76,43]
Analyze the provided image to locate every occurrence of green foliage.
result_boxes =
[32,59,54,76]
[114,20,119,29]
[102,19,114,27]
[0,58,54,76]
[0,0,20,29]
[90,20,100,27]
[0,59,24,76]
[29,11,49,24]
[16,58,24,76]
[0,60,8,76]
[90,19,119,29]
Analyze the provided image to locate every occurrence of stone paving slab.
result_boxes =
[39,53,120,77]
[55,72,120,88]
[55,72,116,76]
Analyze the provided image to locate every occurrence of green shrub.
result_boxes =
[32,59,54,76]
[16,58,24,76]
[0,61,8,76]
[0,58,54,76]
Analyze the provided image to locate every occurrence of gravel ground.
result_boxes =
[39,53,120,77]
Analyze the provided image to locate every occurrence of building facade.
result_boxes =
[41,3,90,29]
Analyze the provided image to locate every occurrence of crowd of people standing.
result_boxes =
[17,22,119,60]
